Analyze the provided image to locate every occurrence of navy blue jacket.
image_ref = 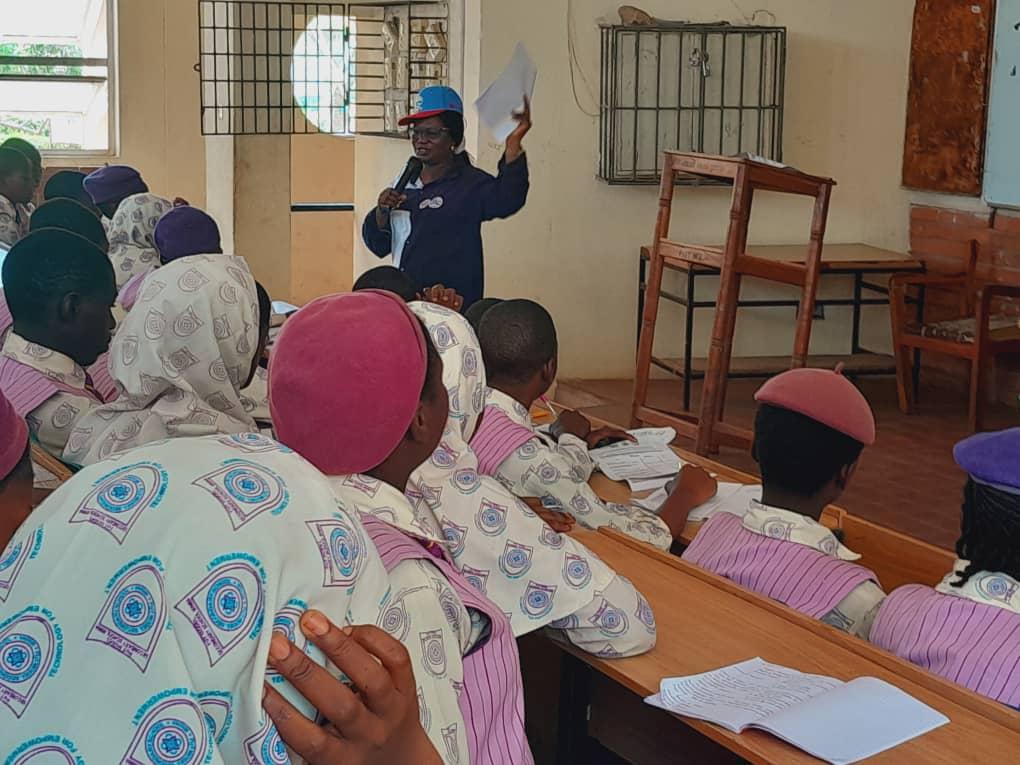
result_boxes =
[362,153,529,307]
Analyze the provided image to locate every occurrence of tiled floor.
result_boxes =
[556,375,1020,549]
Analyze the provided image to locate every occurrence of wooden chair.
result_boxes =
[890,239,1020,432]
[632,152,835,455]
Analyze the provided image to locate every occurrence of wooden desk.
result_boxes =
[556,527,1020,763]
[636,243,925,412]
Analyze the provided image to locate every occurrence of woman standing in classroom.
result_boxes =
[362,86,531,309]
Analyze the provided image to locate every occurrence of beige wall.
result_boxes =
[470,0,917,378]
[113,0,206,206]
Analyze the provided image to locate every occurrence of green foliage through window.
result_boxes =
[0,43,85,76]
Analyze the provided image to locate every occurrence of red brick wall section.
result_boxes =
[909,205,1020,405]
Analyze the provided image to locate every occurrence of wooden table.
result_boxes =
[553,527,1020,764]
[636,243,925,412]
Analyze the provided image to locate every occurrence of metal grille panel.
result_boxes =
[599,23,786,185]
[198,1,448,136]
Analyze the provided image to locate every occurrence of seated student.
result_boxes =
[354,265,464,312]
[0,147,35,249]
[0,423,450,761]
[871,428,1020,708]
[472,299,715,549]
[465,296,503,333]
[29,198,109,251]
[683,367,885,639]
[83,163,149,221]
[43,169,102,216]
[271,290,532,764]
[1,137,42,230]
[0,230,117,459]
[410,302,657,657]
[62,254,270,466]
[84,165,173,288]
[113,204,224,313]
[0,201,110,340]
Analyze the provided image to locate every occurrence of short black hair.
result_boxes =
[952,479,1020,586]
[0,147,30,180]
[255,280,272,335]
[1,138,41,170]
[3,229,115,325]
[0,441,32,493]
[43,170,90,203]
[752,403,865,497]
[30,199,108,251]
[477,298,557,385]
[353,265,419,303]
[464,297,503,334]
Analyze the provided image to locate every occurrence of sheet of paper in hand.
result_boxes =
[475,42,538,142]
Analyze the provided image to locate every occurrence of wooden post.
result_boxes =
[695,166,751,454]
[792,183,831,367]
[631,159,677,426]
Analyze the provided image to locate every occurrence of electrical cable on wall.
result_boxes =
[567,0,599,118]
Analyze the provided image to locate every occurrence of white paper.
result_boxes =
[759,677,949,765]
[271,300,300,315]
[687,483,763,522]
[649,658,841,733]
[646,659,948,765]
[590,427,680,482]
[475,43,538,142]
[628,475,673,493]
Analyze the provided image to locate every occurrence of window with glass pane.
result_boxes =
[0,0,114,153]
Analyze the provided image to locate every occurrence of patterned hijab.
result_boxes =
[107,193,173,288]
[407,302,616,633]
[1,433,391,763]
[63,255,260,466]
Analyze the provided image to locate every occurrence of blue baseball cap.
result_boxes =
[399,86,464,126]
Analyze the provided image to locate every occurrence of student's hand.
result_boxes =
[172,197,190,207]
[505,96,532,164]
[550,409,592,442]
[668,465,718,507]
[522,497,576,533]
[586,426,637,450]
[421,284,464,312]
[263,611,441,765]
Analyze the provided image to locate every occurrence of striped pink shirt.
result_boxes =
[682,512,878,619]
[0,292,10,337]
[871,585,1020,708]
[471,405,536,477]
[360,514,533,765]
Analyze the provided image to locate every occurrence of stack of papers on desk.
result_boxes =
[646,658,948,764]
[590,428,681,484]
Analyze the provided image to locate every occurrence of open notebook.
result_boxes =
[646,658,948,764]
[589,427,680,484]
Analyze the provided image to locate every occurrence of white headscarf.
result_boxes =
[107,193,173,288]
[63,254,260,466]
[407,302,616,634]
[1,433,391,763]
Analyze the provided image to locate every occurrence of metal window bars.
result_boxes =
[599,23,786,185]
[198,1,448,136]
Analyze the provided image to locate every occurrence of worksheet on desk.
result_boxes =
[590,428,680,482]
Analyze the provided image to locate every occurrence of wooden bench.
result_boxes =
[543,527,1020,764]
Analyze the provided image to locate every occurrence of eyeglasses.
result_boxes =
[409,127,450,142]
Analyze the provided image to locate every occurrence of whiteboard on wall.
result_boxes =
[984,0,1020,208]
